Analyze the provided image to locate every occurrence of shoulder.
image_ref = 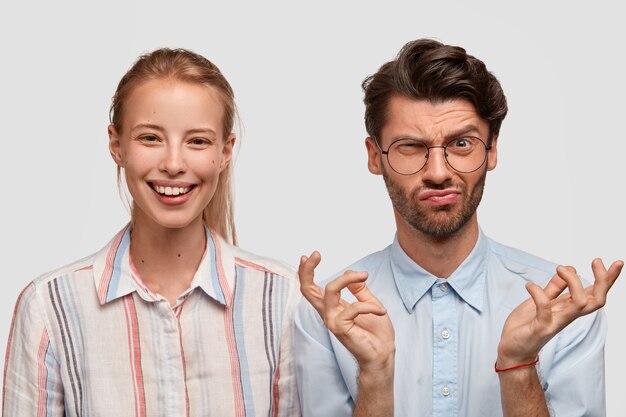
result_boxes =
[319,245,392,287]
[486,237,562,286]
[10,252,98,332]
[226,243,297,280]
[29,253,97,291]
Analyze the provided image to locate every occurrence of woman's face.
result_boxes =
[108,79,234,232]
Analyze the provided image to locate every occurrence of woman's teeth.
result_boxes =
[153,185,191,196]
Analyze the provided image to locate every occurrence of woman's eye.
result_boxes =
[190,138,211,146]
[140,135,159,143]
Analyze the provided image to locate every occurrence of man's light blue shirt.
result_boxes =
[295,230,606,416]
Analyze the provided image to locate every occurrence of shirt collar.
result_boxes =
[93,224,235,306]
[390,229,488,313]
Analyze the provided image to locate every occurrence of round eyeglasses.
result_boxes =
[375,136,491,175]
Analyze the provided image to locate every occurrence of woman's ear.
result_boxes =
[220,133,236,172]
[108,124,124,167]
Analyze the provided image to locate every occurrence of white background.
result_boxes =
[1,0,624,414]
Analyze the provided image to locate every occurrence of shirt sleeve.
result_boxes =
[294,299,355,417]
[274,279,303,417]
[3,283,65,417]
[540,309,607,416]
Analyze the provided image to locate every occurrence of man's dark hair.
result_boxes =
[362,39,508,143]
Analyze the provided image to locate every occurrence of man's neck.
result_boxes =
[394,211,479,279]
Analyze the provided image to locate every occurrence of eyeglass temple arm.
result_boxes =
[372,137,389,155]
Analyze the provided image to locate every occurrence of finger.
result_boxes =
[555,265,587,307]
[526,282,553,327]
[323,270,368,313]
[335,301,387,329]
[543,273,568,299]
[589,258,624,307]
[297,251,324,311]
[347,280,384,308]
[298,251,322,285]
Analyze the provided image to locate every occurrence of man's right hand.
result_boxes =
[298,251,396,373]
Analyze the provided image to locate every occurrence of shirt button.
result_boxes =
[441,329,450,339]
[441,386,450,396]
[439,283,449,292]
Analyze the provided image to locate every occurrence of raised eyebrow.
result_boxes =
[445,125,484,139]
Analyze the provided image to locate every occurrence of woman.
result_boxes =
[3,49,301,417]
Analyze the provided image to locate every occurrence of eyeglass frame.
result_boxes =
[373,135,493,175]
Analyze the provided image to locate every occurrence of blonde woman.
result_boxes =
[3,49,300,417]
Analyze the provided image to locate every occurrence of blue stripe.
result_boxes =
[44,343,57,416]
[233,265,255,416]
[106,228,131,303]
[206,228,227,305]
[58,276,90,413]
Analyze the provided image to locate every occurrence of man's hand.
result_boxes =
[298,251,395,372]
[498,258,623,368]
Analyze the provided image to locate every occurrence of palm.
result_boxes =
[298,251,395,369]
[498,259,623,366]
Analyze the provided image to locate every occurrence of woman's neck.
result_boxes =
[129,215,207,306]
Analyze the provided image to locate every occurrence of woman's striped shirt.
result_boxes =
[3,225,301,417]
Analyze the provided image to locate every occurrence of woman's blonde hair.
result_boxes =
[109,48,237,245]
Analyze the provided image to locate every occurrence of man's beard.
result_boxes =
[382,169,487,238]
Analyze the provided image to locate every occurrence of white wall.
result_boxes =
[1,0,624,414]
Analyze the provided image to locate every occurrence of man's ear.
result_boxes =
[365,137,383,175]
[219,133,236,172]
[487,133,498,171]
[108,124,124,167]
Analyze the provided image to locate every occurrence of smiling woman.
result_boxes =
[3,49,302,417]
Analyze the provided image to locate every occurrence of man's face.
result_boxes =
[366,96,498,238]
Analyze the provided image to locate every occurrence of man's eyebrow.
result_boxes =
[446,124,484,138]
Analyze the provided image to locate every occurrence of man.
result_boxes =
[295,39,623,417]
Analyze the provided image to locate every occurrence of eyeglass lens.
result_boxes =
[386,136,488,175]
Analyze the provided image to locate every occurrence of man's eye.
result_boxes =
[395,141,426,152]
[450,138,470,148]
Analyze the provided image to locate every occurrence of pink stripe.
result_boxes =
[211,233,245,417]
[124,296,146,417]
[75,265,93,272]
[98,228,126,303]
[272,352,281,417]
[234,258,273,273]
[176,303,190,417]
[3,284,33,414]
[37,329,50,417]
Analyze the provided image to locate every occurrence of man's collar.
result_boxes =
[93,224,235,306]
[390,229,488,313]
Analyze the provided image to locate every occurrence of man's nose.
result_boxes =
[421,146,453,183]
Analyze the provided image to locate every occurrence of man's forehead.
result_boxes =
[382,95,488,139]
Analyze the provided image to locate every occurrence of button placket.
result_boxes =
[431,279,458,416]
